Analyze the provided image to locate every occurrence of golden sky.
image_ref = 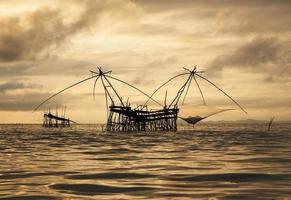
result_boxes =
[0,0,291,123]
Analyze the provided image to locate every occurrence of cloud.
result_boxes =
[208,37,291,79]
[129,56,180,88]
[0,8,70,62]
[0,58,96,77]
[138,0,291,9]
[26,58,94,76]
[0,82,26,94]
[139,0,291,16]
[138,0,291,39]
[215,6,291,35]
[0,0,141,62]
[0,62,31,77]
[0,92,55,111]
[186,94,291,110]
[0,81,40,94]
[211,37,280,66]
[116,23,178,37]
[0,92,87,111]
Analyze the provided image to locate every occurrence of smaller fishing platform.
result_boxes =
[42,108,75,128]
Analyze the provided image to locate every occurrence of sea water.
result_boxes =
[0,123,291,199]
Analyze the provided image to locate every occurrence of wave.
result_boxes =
[50,183,155,196]
[66,172,156,180]
[0,195,59,200]
[167,173,291,183]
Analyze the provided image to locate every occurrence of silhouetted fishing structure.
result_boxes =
[35,66,246,131]
[42,107,76,128]
[268,116,275,131]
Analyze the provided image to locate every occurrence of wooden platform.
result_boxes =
[43,112,71,128]
[106,105,178,132]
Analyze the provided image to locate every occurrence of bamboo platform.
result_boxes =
[43,112,71,128]
[106,105,178,131]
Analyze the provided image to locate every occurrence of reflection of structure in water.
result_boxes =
[35,66,246,132]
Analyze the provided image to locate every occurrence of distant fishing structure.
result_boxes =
[42,107,76,128]
[35,66,246,131]
[268,116,275,131]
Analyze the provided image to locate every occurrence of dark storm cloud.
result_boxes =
[208,37,291,78]
[0,0,137,62]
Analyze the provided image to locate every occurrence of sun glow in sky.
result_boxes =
[0,0,291,123]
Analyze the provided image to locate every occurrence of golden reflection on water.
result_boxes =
[1,123,291,199]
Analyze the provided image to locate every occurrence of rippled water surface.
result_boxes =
[1,123,291,199]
